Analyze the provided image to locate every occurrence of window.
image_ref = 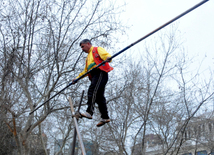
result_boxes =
[194,126,197,136]
[188,131,191,139]
[196,150,207,155]
[209,123,212,132]
[202,124,205,132]
[202,124,205,136]
[185,132,187,140]
[198,126,201,137]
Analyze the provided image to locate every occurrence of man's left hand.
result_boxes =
[106,57,112,62]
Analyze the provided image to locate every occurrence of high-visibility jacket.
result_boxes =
[76,46,113,79]
[92,47,113,72]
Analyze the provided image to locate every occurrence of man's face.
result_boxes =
[80,43,91,53]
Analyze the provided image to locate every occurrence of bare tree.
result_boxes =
[0,0,126,154]
[93,24,214,155]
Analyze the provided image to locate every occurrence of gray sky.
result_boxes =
[118,0,214,69]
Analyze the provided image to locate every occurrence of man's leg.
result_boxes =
[85,69,103,116]
[95,71,110,119]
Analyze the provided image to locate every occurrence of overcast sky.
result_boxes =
[117,0,214,69]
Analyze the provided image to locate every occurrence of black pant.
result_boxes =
[86,69,109,119]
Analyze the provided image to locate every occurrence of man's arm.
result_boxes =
[73,62,88,84]
[97,47,112,62]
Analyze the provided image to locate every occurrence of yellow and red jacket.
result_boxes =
[76,46,113,79]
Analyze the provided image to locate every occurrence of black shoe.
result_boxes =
[96,119,110,127]
[80,112,93,119]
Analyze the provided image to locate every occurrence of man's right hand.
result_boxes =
[72,79,77,84]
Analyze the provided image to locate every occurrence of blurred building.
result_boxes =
[54,139,64,155]
[9,130,49,155]
[28,132,49,155]
[65,140,99,155]
[132,115,214,155]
